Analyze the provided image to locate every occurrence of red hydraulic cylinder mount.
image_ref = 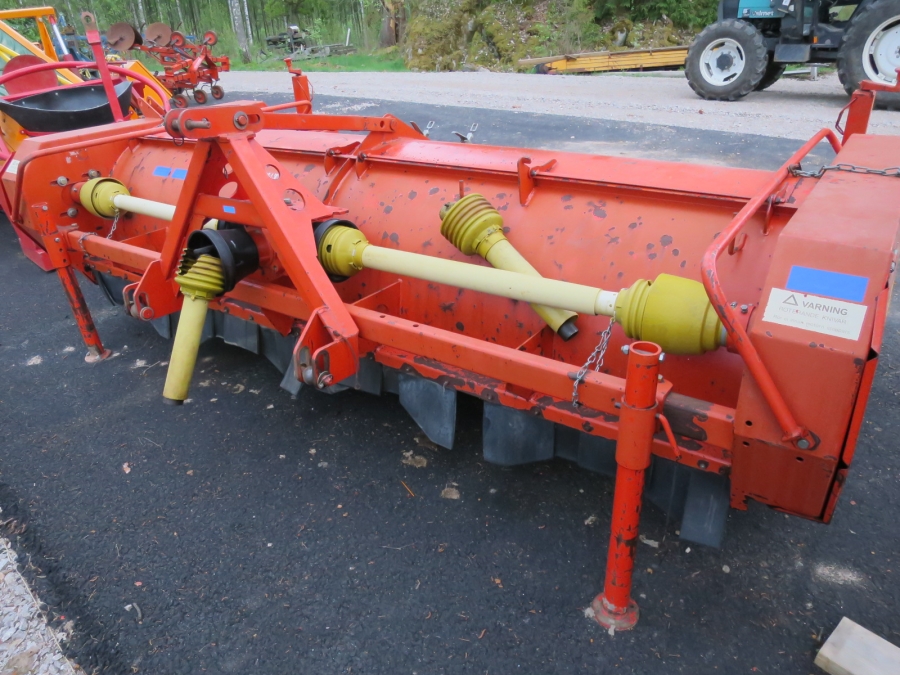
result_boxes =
[592,341,661,631]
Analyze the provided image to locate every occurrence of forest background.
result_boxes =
[0,0,719,71]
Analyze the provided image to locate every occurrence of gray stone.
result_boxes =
[0,538,76,675]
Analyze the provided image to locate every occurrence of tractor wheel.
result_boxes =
[685,20,768,101]
[837,0,900,109]
[170,94,189,109]
[755,60,786,91]
[193,89,208,105]
[211,85,225,100]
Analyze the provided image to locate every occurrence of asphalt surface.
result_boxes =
[1,95,898,675]
[268,92,836,170]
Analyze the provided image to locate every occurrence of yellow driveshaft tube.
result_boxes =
[77,178,254,403]
[162,253,225,404]
[318,224,725,355]
[80,177,177,221]
[440,194,579,340]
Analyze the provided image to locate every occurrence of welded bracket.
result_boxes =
[517,157,557,206]
[164,101,266,139]
[221,133,359,385]
[293,308,358,388]
[324,141,360,175]
[127,140,213,320]
[33,203,70,270]
[838,69,900,142]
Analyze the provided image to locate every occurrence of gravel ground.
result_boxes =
[0,538,76,675]
[220,69,900,140]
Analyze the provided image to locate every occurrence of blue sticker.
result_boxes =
[786,266,868,303]
[152,166,171,177]
[223,205,236,214]
[172,169,188,180]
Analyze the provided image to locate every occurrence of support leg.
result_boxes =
[592,340,661,631]
[56,266,111,363]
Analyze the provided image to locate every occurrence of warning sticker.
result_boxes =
[762,288,867,340]
[4,159,19,175]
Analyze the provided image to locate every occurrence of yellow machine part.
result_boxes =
[318,223,725,356]
[0,12,81,84]
[518,46,688,74]
[0,10,78,156]
[614,274,724,355]
[163,254,226,403]
[0,8,171,111]
[439,193,578,337]
[0,14,171,149]
[79,178,131,218]
[0,111,23,152]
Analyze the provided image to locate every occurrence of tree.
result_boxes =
[241,0,254,46]
[228,0,251,61]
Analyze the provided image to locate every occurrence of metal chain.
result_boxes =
[77,231,96,254]
[790,162,900,179]
[106,208,120,239]
[571,316,615,407]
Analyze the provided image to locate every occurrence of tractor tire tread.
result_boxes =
[686,19,768,101]
[755,61,786,91]
[837,0,900,110]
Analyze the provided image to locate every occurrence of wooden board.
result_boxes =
[518,46,687,73]
[815,617,900,675]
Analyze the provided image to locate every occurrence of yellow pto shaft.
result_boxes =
[79,177,177,221]
[440,193,580,340]
[162,254,225,404]
[317,222,725,355]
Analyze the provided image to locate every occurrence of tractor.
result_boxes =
[685,0,900,107]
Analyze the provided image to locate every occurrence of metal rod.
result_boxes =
[49,17,70,56]
[485,238,578,337]
[700,127,840,448]
[82,15,124,122]
[592,340,661,631]
[114,194,177,221]
[360,245,619,316]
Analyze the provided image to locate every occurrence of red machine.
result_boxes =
[2,31,899,630]
[107,21,229,108]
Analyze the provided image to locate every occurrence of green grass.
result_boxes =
[233,51,407,73]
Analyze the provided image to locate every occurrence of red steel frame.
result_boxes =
[3,67,899,628]
[3,95,889,473]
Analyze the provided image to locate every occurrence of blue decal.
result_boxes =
[223,205,236,214]
[786,266,868,303]
[153,166,171,178]
[172,169,188,180]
